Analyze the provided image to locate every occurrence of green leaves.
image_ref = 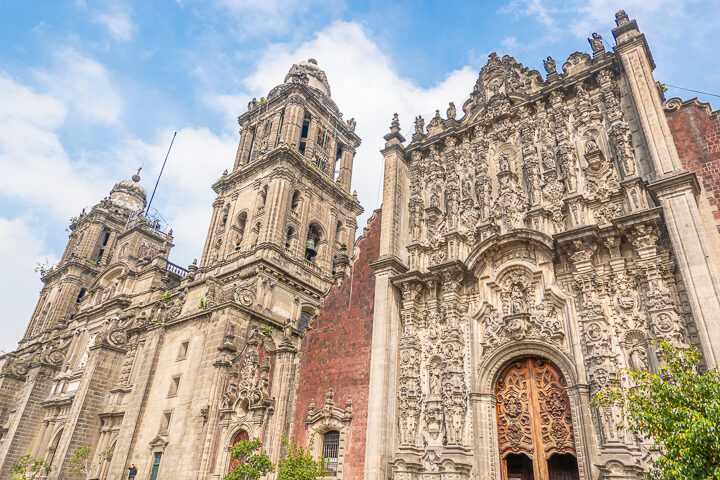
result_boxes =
[10,454,52,480]
[276,436,326,480]
[224,438,274,480]
[223,436,326,480]
[594,340,720,480]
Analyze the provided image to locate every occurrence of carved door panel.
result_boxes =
[496,358,577,480]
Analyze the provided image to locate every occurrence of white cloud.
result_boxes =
[0,72,108,217]
[239,20,477,222]
[213,0,342,35]
[35,48,123,125]
[117,127,237,265]
[0,217,58,353]
[93,3,137,41]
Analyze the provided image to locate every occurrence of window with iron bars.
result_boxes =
[322,430,340,476]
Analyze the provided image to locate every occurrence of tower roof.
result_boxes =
[284,58,332,97]
[110,168,147,212]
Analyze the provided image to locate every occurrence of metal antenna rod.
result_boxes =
[146,131,177,216]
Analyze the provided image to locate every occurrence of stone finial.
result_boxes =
[615,9,629,26]
[383,113,405,144]
[325,388,335,407]
[132,167,141,183]
[222,169,228,176]
[390,113,400,131]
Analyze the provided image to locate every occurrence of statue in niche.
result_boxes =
[585,138,600,154]
[627,336,649,371]
[429,360,441,395]
[430,191,440,209]
[510,284,527,314]
[414,115,425,135]
[462,174,473,200]
[499,153,511,173]
[447,102,456,120]
[542,148,556,170]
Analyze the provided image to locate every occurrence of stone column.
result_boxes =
[263,341,298,463]
[364,121,408,480]
[613,11,720,365]
[279,99,304,148]
[52,344,124,480]
[0,368,53,479]
[106,329,164,480]
[201,197,225,266]
[262,173,293,246]
[233,125,254,171]
[338,147,355,192]
[471,393,497,480]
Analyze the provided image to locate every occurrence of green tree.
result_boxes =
[223,438,274,480]
[69,444,93,479]
[595,340,720,480]
[10,454,51,480]
[276,436,326,480]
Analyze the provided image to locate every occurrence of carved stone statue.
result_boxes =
[544,56,557,75]
[589,33,605,55]
[346,117,356,132]
[447,102,456,120]
[414,115,425,135]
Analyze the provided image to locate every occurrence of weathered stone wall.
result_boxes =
[291,210,381,480]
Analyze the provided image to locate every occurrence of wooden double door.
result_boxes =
[495,358,580,480]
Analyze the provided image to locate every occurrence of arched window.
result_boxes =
[305,224,323,262]
[75,288,87,304]
[285,226,296,250]
[258,186,268,209]
[334,145,343,181]
[235,213,247,250]
[335,221,343,243]
[46,429,63,466]
[299,307,314,334]
[228,429,249,473]
[291,190,300,212]
[322,430,340,476]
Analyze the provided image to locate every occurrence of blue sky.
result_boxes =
[1,0,719,352]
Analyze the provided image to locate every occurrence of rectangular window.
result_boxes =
[323,431,340,476]
[160,411,172,434]
[177,341,189,360]
[168,375,181,397]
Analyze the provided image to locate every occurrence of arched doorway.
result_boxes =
[495,358,579,480]
[228,429,249,473]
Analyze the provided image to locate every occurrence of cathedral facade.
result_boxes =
[2,9,720,480]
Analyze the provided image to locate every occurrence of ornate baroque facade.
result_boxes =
[2,9,720,480]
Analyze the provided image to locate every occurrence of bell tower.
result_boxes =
[201,58,363,303]
[23,171,159,341]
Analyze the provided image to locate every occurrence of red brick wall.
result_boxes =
[291,210,381,480]
[666,98,720,233]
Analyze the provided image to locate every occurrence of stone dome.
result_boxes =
[283,58,332,97]
[110,170,147,212]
